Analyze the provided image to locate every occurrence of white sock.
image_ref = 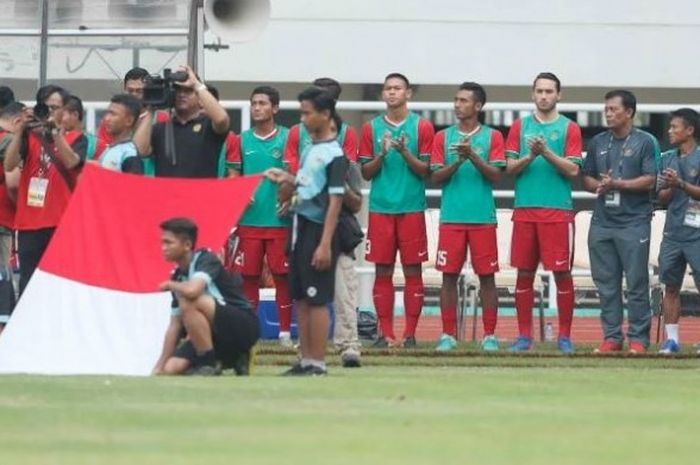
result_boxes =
[665,324,679,343]
[308,359,327,370]
[300,358,313,368]
[279,331,291,339]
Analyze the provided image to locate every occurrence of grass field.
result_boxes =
[1,347,699,465]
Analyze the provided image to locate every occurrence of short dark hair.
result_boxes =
[110,94,142,124]
[670,108,699,140]
[533,72,561,92]
[605,89,637,117]
[251,86,280,107]
[0,86,15,109]
[124,67,150,84]
[206,84,220,101]
[64,95,84,121]
[312,78,342,100]
[384,73,410,88]
[298,86,342,129]
[160,217,198,248]
[458,82,487,106]
[36,84,70,106]
[0,101,25,119]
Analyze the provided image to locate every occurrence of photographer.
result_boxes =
[3,85,87,295]
[133,65,230,178]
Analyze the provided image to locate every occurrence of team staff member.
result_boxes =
[267,87,347,376]
[133,65,230,178]
[227,86,293,347]
[153,218,259,376]
[4,85,88,295]
[97,94,144,174]
[359,73,435,348]
[505,72,583,353]
[655,109,700,354]
[0,101,22,332]
[430,82,505,352]
[61,96,107,162]
[583,90,659,354]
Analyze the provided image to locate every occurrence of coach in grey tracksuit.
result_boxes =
[582,90,659,351]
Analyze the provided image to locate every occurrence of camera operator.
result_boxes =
[133,65,230,178]
[3,85,88,295]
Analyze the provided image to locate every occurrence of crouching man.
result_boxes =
[153,217,259,376]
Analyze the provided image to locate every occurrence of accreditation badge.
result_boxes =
[27,177,49,207]
[684,200,700,228]
[605,191,620,207]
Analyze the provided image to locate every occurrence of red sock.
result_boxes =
[555,275,574,338]
[482,307,498,336]
[242,276,260,311]
[441,305,457,337]
[373,275,395,340]
[273,276,293,332]
[515,274,535,339]
[403,275,424,338]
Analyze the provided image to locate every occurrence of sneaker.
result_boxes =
[281,362,306,376]
[628,341,646,354]
[594,339,622,353]
[507,336,533,352]
[371,336,391,348]
[401,336,417,348]
[188,364,221,376]
[557,336,575,354]
[659,339,680,355]
[279,331,293,348]
[481,335,499,352]
[341,350,362,368]
[231,351,251,376]
[435,334,457,352]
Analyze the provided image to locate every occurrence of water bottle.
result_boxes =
[545,322,554,342]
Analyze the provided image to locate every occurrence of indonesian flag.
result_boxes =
[0,164,261,375]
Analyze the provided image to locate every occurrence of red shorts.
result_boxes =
[232,226,289,276]
[436,224,499,275]
[365,212,427,265]
[510,221,574,272]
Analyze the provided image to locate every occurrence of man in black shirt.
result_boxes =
[133,65,230,178]
[152,218,259,376]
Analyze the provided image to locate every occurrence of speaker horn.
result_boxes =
[203,0,270,43]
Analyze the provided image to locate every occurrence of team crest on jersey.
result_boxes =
[623,148,634,157]
[690,168,698,178]
[473,147,483,157]
[271,148,282,159]
[549,131,560,141]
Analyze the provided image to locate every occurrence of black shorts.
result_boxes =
[289,215,340,305]
[174,302,259,368]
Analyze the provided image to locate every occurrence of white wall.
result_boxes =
[204,0,700,87]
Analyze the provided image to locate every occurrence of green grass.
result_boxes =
[1,358,700,465]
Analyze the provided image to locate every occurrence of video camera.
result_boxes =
[142,68,188,109]
[28,102,57,132]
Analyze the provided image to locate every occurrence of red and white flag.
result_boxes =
[0,164,261,375]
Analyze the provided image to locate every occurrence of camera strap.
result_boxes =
[38,133,76,192]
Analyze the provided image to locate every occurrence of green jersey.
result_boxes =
[431,125,506,224]
[359,112,434,214]
[505,114,583,210]
[234,126,289,227]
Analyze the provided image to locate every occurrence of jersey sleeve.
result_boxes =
[192,252,223,285]
[342,126,359,162]
[582,136,599,178]
[225,132,241,172]
[358,122,374,165]
[505,118,522,159]
[640,134,659,177]
[97,118,109,143]
[489,129,507,167]
[327,154,348,196]
[283,125,300,175]
[121,156,144,174]
[417,119,435,162]
[430,130,446,170]
[564,122,583,165]
[70,134,88,165]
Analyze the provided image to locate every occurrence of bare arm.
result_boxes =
[506,154,535,177]
[227,168,240,178]
[393,137,429,178]
[467,153,503,184]
[360,154,385,180]
[540,147,580,179]
[133,111,153,157]
[343,187,362,214]
[657,188,673,206]
[152,316,183,375]
[161,277,207,301]
[4,168,20,203]
[3,130,23,172]
[312,195,343,271]
[431,160,463,185]
[582,175,600,194]
[612,175,656,193]
[197,86,230,135]
[52,131,82,169]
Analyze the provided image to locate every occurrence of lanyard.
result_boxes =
[604,130,633,177]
